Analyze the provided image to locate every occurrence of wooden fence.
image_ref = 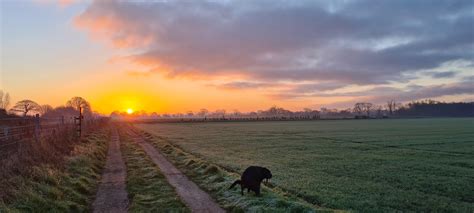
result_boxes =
[0,114,85,159]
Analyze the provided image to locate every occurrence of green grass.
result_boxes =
[119,129,188,212]
[0,130,109,212]
[138,130,334,212]
[137,118,474,212]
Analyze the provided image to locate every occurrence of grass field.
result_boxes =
[137,118,474,212]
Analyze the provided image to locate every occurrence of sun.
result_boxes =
[126,108,134,114]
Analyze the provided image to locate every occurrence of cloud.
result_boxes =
[272,80,474,108]
[215,81,277,90]
[289,82,350,93]
[427,71,458,79]
[34,0,78,7]
[75,0,474,100]
[355,80,474,105]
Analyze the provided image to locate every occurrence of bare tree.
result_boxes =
[150,112,160,118]
[186,111,194,117]
[213,109,226,118]
[10,100,41,116]
[232,110,242,118]
[353,103,364,115]
[364,102,373,117]
[197,108,208,117]
[66,97,91,115]
[39,104,54,115]
[376,105,384,118]
[353,102,373,117]
[0,90,11,110]
[386,100,397,115]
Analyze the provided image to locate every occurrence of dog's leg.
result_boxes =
[240,185,244,195]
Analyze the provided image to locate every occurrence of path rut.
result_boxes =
[129,130,225,213]
[92,128,129,213]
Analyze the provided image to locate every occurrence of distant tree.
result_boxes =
[302,108,320,119]
[353,102,373,117]
[263,106,291,117]
[386,100,399,115]
[186,111,194,117]
[353,103,364,115]
[364,103,373,117]
[232,110,242,117]
[10,99,41,116]
[396,100,474,117]
[375,105,384,117]
[43,106,77,119]
[66,97,91,116]
[0,90,11,110]
[197,108,208,117]
[214,109,226,118]
[39,104,54,115]
[249,111,258,118]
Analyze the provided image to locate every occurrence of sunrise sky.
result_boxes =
[1,0,473,114]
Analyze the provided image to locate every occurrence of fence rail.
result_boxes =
[0,114,85,159]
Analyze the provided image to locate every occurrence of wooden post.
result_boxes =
[61,116,65,125]
[34,114,40,142]
[74,107,83,137]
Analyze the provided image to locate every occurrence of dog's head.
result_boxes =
[261,167,272,183]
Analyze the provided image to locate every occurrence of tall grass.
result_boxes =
[0,129,109,212]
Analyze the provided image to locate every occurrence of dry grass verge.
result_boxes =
[0,128,109,212]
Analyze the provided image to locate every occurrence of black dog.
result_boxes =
[229,166,272,196]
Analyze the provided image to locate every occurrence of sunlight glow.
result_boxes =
[126,108,134,114]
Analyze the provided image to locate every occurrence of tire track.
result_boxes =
[128,129,225,213]
[92,128,129,213]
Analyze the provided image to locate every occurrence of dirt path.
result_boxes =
[129,131,225,213]
[92,128,129,213]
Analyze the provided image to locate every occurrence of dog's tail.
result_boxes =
[229,180,241,189]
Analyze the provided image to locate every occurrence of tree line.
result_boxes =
[0,90,95,119]
[2,89,472,120]
[114,99,473,120]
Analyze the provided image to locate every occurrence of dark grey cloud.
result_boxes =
[269,86,403,100]
[271,80,474,106]
[427,71,458,79]
[290,82,350,93]
[76,0,474,87]
[463,75,474,82]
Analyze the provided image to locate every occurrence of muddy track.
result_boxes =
[92,128,129,213]
[129,129,225,213]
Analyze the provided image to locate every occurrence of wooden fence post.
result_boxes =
[74,107,83,137]
[35,114,40,142]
